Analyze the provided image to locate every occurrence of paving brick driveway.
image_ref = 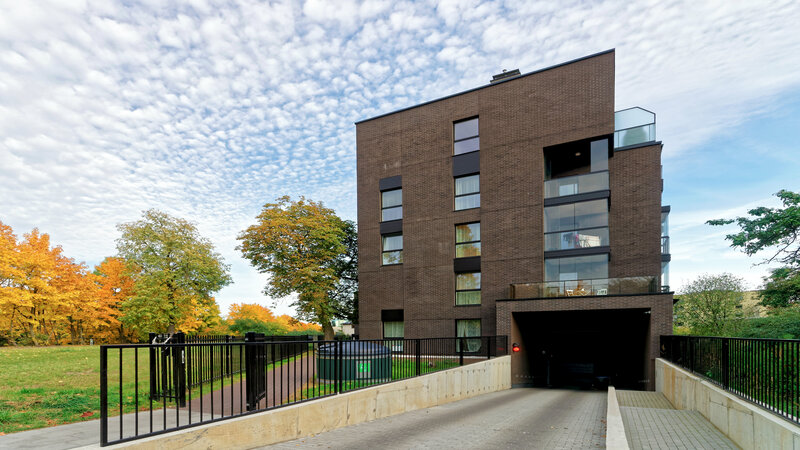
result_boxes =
[263,388,607,449]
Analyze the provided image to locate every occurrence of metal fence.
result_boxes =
[661,335,800,426]
[100,335,507,446]
[147,333,318,404]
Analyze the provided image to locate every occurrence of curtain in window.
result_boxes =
[456,319,481,352]
[455,175,479,195]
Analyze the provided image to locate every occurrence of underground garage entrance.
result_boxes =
[514,309,651,390]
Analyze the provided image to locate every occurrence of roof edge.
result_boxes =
[355,48,615,125]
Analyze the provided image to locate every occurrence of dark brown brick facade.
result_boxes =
[355,50,672,388]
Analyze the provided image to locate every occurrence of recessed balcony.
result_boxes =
[509,276,660,299]
[544,171,609,199]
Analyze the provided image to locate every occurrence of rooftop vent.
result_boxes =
[491,68,521,83]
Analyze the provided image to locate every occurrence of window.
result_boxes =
[455,222,480,257]
[544,254,608,281]
[382,233,403,265]
[383,321,404,352]
[661,262,670,291]
[454,117,479,155]
[456,272,481,305]
[456,319,481,352]
[381,188,402,221]
[455,174,480,210]
[544,199,609,250]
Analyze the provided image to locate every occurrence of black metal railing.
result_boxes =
[100,335,507,446]
[148,333,318,402]
[661,335,800,426]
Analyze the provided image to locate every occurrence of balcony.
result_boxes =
[661,236,670,254]
[545,227,609,251]
[544,171,609,199]
[509,276,660,299]
[614,107,655,148]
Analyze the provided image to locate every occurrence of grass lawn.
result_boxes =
[0,346,120,434]
[0,345,309,435]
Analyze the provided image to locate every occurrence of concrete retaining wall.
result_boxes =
[93,356,511,449]
[656,358,800,450]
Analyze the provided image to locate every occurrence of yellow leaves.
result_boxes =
[0,221,133,345]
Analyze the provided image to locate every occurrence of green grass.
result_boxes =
[0,346,116,433]
[295,357,461,401]
[0,345,308,434]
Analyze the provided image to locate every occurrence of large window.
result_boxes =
[383,321,404,352]
[455,174,480,210]
[381,188,402,221]
[544,254,608,281]
[544,199,609,250]
[455,222,481,257]
[456,272,481,305]
[454,117,479,155]
[382,233,403,265]
[456,319,481,352]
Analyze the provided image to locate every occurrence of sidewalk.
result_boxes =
[617,390,738,449]
[0,355,315,450]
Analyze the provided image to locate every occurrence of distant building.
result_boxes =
[355,50,673,390]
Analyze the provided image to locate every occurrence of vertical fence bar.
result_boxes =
[134,347,139,436]
[459,337,465,366]
[119,348,123,440]
[100,346,108,446]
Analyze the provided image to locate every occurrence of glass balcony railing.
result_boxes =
[545,227,609,251]
[509,276,660,299]
[544,171,608,199]
[614,107,656,148]
[661,236,670,254]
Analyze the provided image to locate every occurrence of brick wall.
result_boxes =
[356,50,669,348]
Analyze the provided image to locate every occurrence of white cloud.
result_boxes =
[0,0,799,316]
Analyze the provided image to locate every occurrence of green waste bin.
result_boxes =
[318,341,392,384]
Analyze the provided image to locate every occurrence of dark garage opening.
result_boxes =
[515,309,650,390]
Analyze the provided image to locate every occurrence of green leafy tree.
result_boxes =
[237,196,353,340]
[116,210,232,335]
[708,190,800,307]
[327,220,358,324]
[228,318,288,336]
[675,273,745,336]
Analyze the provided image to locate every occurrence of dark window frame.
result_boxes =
[455,222,481,258]
[453,117,479,155]
[381,188,402,222]
[455,318,482,353]
[455,271,481,306]
[454,174,480,211]
[381,232,403,266]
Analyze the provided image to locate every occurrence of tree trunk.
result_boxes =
[322,321,334,341]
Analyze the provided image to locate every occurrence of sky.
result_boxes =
[1,0,799,317]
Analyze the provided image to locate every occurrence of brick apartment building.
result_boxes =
[355,50,673,390]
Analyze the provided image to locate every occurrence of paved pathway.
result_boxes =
[263,388,607,450]
[617,390,738,450]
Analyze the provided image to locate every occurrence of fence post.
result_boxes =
[486,336,491,360]
[459,337,465,366]
[689,337,696,373]
[245,332,254,411]
[721,338,730,388]
[100,346,108,446]
[148,332,157,400]
[415,339,421,376]
[335,340,341,394]
[173,332,186,407]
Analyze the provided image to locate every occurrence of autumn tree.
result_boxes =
[237,196,353,340]
[93,257,136,342]
[708,190,800,307]
[674,273,745,336]
[116,210,231,336]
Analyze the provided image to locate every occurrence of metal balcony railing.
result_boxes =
[509,276,660,299]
